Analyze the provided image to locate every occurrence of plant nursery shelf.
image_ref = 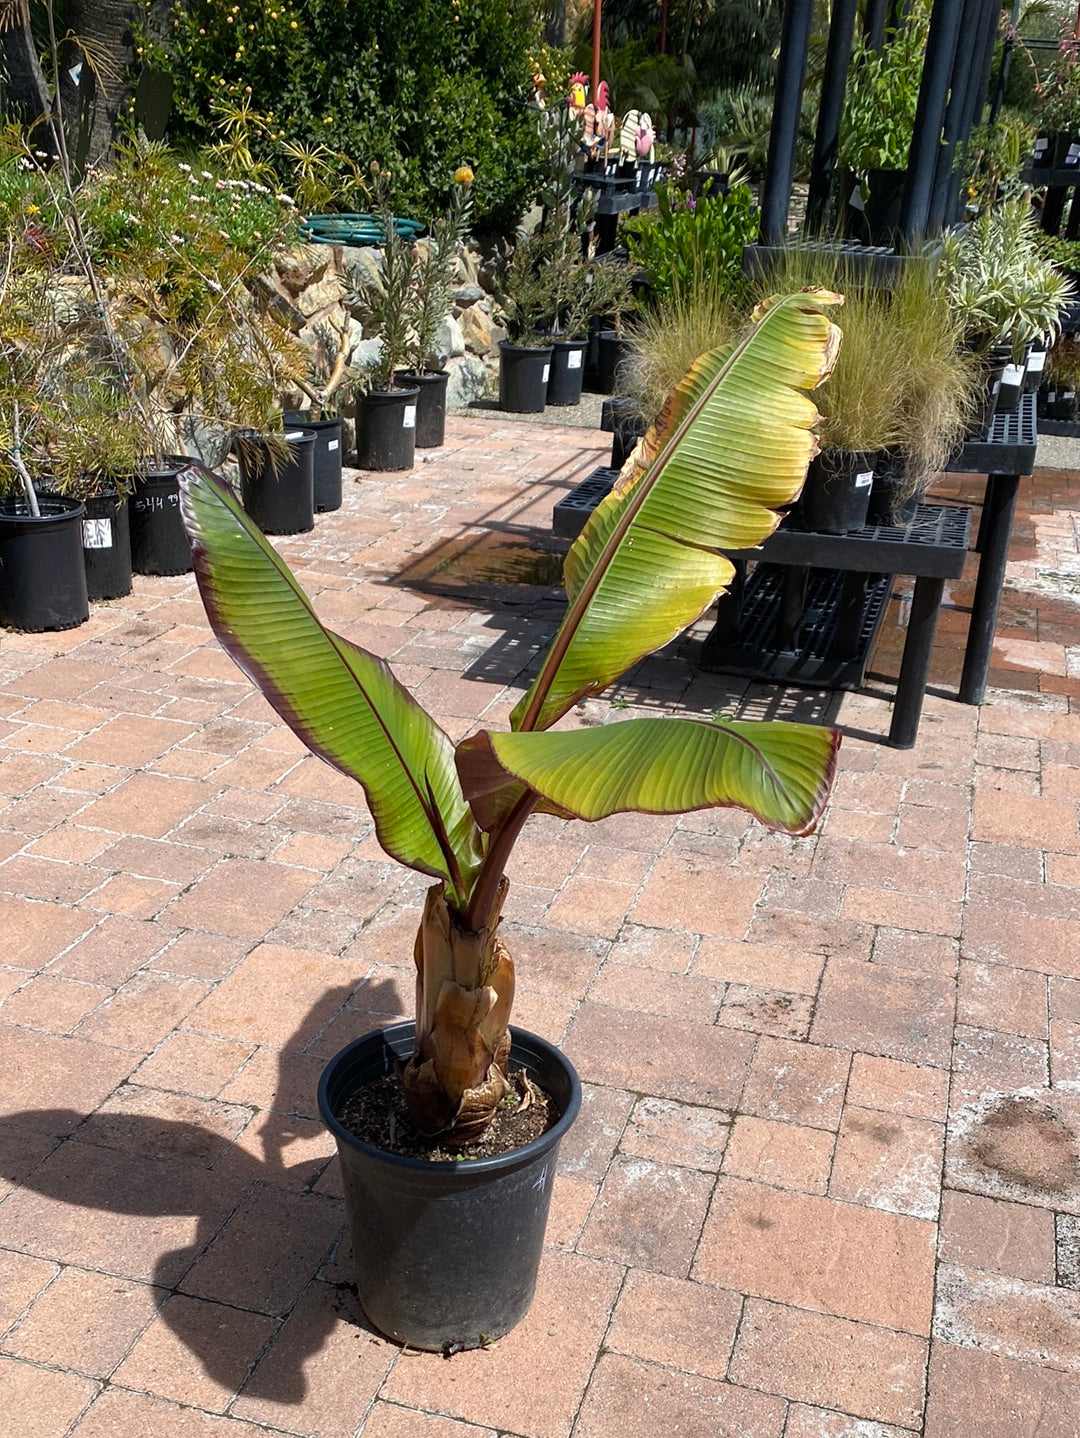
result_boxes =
[1033,416,1080,437]
[741,238,941,287]
[698,564,893,690]
[948,394,1037,476]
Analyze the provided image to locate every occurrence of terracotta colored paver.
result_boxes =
[1,424,1078,1435]
[573,1352,786,1438]
[730,1297,928,1426]
[696,1178,937,1335]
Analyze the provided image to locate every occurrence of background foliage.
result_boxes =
[148,0,545,232]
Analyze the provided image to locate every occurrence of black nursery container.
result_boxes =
[499,341,553,414]
[283,412,343,511]
[318,1022,581,1353]
[130,461,193,576]
[547,340,588,407]
[237,429,316,535]
[395,371,450,448]
[0,496,89,632]
[356,386,420,471]
[595,331,632,395]
[81,491,132,601]
[800,449,877,534]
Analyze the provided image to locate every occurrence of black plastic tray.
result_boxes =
[699,565,893,689]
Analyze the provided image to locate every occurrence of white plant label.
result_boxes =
[1066,390,1076,401]
[403,406,417,429]
[542,365,551,383]
[1068,143,1080,165]
[1035,137,1049,154]
[327,439,339,451]
[1027,349,1046,373]
[854,471,873,489]
[82,518,113,549]
[1002,364,1024,386]
[285,430,304,441]
[567,351,582,369]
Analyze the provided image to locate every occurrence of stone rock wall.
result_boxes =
[262,238,505,416]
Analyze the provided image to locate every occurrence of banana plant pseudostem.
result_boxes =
[179,288,845,1144]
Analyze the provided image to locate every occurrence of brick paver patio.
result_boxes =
[0,410,1078,1436]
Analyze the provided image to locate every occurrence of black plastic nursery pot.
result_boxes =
[993,348,1026,416]
[595,331,632,396]
[0,496,89,632]
[82,491,133,601]
[1043,385,1078,421]
[130,462,193,576]
[1024,339,1048,394]
[547,340,588,407]
[395,371,450,448]
[499,341,553,414]
[283,412,343,512]
[318,1021,581,1352]
[866,453,918,528]
[237,430,316,536]
[356,386,420,471]
[863,167,906,246]
[800,449,877,534]
[1053,131,1080,170]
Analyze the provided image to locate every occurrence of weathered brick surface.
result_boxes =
[0,426,1077,1434]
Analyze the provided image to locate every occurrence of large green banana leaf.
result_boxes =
[458,716,839,836]
[511,290,841,733]
[179,466,484,905]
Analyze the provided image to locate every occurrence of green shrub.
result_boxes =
[624,180,757,301]
[149,0,545,232]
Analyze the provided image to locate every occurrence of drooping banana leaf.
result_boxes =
[458,715,839,836]
[179,464,484,906]
[511,289,842,733]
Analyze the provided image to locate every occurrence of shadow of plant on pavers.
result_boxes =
[0,977,408,1402]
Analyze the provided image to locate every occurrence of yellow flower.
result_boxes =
[24,203,39,215]
[454,165,474,186]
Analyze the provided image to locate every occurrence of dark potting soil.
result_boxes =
[337,1068,558,1161]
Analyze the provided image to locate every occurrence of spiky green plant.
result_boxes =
[939,199,1075,359]
[404,169,475,374]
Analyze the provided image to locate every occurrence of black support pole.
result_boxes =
[927,0,986,234]
[969,0,1002,134]
[945,0,1002,225]
[897,0,965,246]
[759,0,816,245]
[864,0,889,47]
[890,576,946,748]
[806,0,859,232]
[959,473,1021,705]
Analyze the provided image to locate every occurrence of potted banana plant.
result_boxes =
[178,288,844,1355]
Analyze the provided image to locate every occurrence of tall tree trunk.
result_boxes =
[0,4,54,153]
[56,0,141,172]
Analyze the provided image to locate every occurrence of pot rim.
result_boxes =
[498,339,554,355]
[0,495,86,521]
[318,1020,581,1176]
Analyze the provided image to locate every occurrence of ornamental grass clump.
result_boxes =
[180,288,845,1148]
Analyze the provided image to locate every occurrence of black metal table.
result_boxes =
[702,505,972,748]
[551,396,1038,747]
[945,394,1037,706]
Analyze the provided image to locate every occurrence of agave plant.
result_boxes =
[179,288,843,1147]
